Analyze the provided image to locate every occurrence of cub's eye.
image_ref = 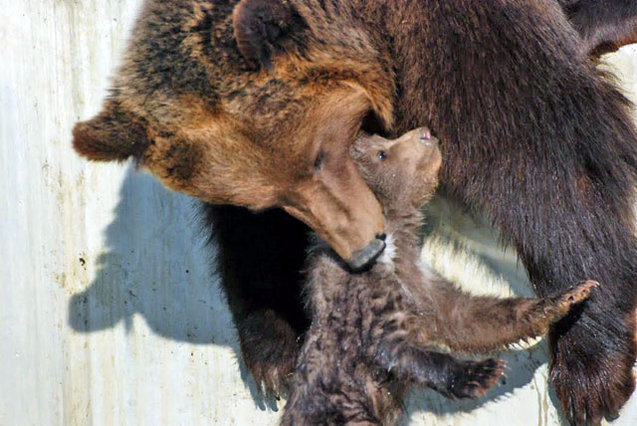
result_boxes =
[377,150,387,161]
[314,150,326,169]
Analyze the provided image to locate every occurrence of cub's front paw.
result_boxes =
[547,280,598,318]
[448,358,506,399]
[528,280,599,335]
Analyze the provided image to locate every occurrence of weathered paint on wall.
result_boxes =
[2,1,275,424]
[0,1,635,425]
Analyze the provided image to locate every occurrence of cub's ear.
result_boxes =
[232,0,308,69]
[72,101,151,162]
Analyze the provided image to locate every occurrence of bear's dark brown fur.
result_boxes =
[559,0,637,56]
[282,128,597,425]
[72,1,637,423]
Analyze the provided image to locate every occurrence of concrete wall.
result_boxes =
[1,1,635,424]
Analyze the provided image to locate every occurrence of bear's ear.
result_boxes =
[232,0,308,69]
[72,101,151,162]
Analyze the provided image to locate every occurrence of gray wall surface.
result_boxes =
[1,1,636,424]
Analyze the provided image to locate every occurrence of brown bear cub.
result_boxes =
[282,128,598,425]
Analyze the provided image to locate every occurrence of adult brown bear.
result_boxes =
[72,0,637,424]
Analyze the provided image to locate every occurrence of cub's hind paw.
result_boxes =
[448,358,506,399]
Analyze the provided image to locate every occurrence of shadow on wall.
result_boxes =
[68,167,229,343]
[67,166,282,409]
[68,166,550,416]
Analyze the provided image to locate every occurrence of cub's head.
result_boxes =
[72,0,395,269]
[350,128,442,211]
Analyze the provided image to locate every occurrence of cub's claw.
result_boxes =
[541,280,599,324]
[559,280,598,306]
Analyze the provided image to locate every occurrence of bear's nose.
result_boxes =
[347,237,386,271]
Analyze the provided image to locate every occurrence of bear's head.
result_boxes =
[72,0,395,269]
[350,128,442,213]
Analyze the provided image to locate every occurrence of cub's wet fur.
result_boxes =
[283,128,598,425]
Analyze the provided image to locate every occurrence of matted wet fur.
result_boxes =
[282,129,597,425]
[72,1,637,423]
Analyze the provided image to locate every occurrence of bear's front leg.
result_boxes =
[202,204,310,396]
[549,284,636,425]
[476,183,636,425]
[491,197,636,426]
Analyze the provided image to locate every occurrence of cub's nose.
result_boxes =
[419,128,438,146]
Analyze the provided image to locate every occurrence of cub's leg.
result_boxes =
[421,279,598,353]
[364,285,505,399]
[202,204,309,395]
[375,344,505,399]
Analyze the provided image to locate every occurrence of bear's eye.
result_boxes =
[377,150,387,161]
[314,150,326,170]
